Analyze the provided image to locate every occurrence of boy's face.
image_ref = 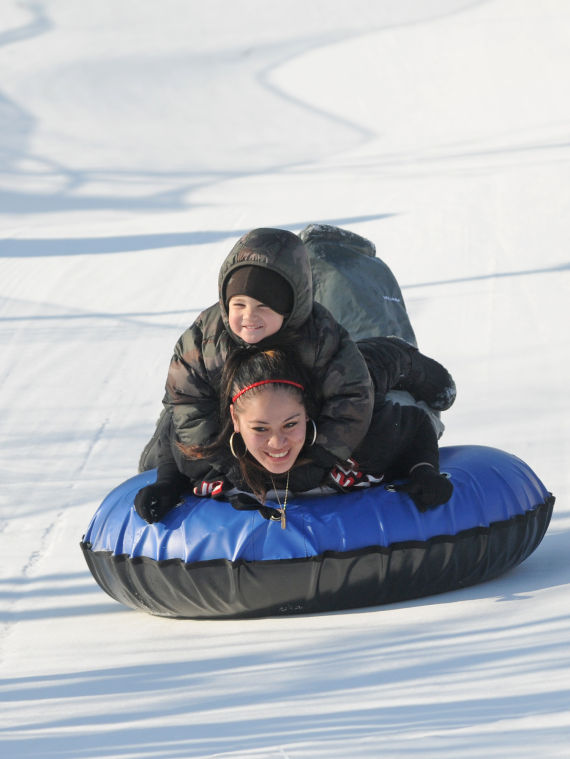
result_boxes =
[228,295,284,344]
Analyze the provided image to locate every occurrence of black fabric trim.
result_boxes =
[81,494,554,619]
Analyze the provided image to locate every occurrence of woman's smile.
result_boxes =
[263,447,294,467]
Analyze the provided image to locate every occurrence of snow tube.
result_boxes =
[81,446,553,619]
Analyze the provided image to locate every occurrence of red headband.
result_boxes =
[231,379,304,404]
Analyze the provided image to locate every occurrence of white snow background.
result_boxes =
[1,0,569,756]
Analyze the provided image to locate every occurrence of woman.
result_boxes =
[134,345,453,525]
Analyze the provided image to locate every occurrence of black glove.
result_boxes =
[390,465,453,511]
[134,479,187,523]
[228,492,281,521]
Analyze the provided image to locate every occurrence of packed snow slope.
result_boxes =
[1,1,569,757]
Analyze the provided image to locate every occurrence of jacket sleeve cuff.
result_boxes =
[156,460,190,489]
[308,444,340,469]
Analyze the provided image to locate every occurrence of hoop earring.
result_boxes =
[307,418,317,447]
[229,431,247,459]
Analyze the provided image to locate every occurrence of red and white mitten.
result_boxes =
[330,459,384,491]
[329,458,364,490]
[193,480,226,498]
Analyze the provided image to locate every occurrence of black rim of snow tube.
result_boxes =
[80,493,554,619]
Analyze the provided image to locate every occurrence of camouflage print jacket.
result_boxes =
[164,230,374,480]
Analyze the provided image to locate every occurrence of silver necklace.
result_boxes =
[270,470,290,530]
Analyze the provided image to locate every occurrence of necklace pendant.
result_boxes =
[270,471,289,530]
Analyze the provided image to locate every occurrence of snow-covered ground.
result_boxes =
[1,0,569,756]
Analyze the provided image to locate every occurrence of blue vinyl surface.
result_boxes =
[83,446,551,564]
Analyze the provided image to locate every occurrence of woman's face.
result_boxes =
[230,388,307,474]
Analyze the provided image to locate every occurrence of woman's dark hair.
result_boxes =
[179,343,318,499]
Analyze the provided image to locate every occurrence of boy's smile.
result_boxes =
[228,295,284,344]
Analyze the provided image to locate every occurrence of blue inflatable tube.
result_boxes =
[80,445,553,618]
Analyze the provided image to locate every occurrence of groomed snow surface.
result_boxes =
[1,1,569,757]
